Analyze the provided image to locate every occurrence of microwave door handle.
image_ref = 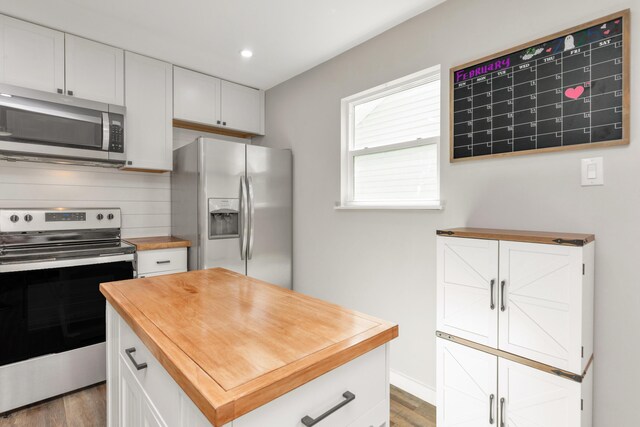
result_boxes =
[0,97,102,124]
[102,113,110,151]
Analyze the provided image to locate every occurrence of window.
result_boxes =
[339,65,441,209]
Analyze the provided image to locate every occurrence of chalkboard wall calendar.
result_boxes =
[450,10,629,161]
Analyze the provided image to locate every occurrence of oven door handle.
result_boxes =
[0,253,134,273]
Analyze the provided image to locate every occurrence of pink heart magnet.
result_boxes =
[604,30,611,35]
[546,48,552,52]
[565,86,585,100]
[615,20,620,24]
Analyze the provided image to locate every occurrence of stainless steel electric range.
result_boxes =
[0,208,135,413]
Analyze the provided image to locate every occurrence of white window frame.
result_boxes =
[338,65,442,210]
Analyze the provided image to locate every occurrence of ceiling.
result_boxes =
[0,0,445,89]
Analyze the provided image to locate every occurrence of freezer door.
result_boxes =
[199,138,247,274]
[246,144,292,288]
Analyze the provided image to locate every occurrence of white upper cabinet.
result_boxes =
[0,15,64,94]
[173,67,220,125]
[437,236,499,347]
[65,34,124,105]
[173,66,265,135]
[220,80,264,135]
[498,241,584,372]
[124,52,173,171]
[437,234,594,375]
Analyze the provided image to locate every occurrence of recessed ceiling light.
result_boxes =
[240,49,253,58]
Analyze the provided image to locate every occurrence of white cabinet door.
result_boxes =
[437,236,499,347]
[120,358,143,427]
[221,80,264,134]
[436,338,498,427]
[65,34,124,105]
[124,52,173,171]
[0,15,64,93]
[498,358,581,427]
[173,66,221,126]
[498,241,583,373]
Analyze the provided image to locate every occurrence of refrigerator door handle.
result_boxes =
[240,176,249,260]
[248,176,255,260]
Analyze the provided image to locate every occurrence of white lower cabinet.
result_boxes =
[437,338,591,427]
[135,247,187,278]
[107,304,390,427]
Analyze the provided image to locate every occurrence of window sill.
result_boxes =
[334,202,443,211]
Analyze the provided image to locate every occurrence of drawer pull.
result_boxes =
[156,260,171,264]
[125,347,147,371]
[301,391,355,426]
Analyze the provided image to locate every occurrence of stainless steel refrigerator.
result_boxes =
[171,138,292,289]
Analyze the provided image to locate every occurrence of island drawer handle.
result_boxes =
[125,347,147,371]
[156,260,171,264]
[301,391,355,426]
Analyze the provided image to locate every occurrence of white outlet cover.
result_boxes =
[581,157,604,186]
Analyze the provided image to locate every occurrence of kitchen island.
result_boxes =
[100,268,398,427]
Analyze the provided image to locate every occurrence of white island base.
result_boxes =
[107,304,391,427]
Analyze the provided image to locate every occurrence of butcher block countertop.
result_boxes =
[100,268,398,426]
[124,236,191,251]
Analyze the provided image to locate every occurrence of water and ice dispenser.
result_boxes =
[208,198,239,239]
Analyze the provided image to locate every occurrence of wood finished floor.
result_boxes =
[0,383,435,427]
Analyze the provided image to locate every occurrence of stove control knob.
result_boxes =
[10,214,19,223]
[97,214,104,220]
[107,213,114,220]
[24,214,33,222]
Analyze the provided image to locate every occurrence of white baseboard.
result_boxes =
[389,370,436,406]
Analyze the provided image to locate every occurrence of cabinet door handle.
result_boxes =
[125,347,147,371]
[489,394,495,424]
[222,121,227,126]
[490,279,496,310]
[500,280,506,312]
[67,90,74,96]
[217,120,221,124]
[156,260,171,264]
[500,397,506,427]
[301,391,355,426]
[57,88,63,94]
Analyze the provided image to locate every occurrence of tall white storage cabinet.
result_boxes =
[436,228,594,427]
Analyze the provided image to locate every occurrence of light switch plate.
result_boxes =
[581,157,603,186]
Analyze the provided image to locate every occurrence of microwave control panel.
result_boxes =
[109,114,124,153]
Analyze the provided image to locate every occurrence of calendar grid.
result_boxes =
[451,15,626,160]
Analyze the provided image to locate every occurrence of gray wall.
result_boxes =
[258,0,638,423]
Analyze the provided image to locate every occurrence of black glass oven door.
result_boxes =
[0,260,133,367]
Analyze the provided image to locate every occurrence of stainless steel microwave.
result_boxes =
[0,84,125,167]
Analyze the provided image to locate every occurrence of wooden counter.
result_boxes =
[124,236,191,251]
[100,268,398,426]
[436,227,595,246]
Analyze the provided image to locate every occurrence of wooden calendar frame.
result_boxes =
[449,9,630,162]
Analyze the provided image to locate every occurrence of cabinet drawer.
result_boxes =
[119,316,181,426]
[136,248,186,275]
[234,345,387,427]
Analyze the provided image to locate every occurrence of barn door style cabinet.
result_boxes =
[436,228,594,427]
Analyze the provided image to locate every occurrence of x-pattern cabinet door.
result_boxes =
[498,358,582,427]
[437,237,499,347]
[437,338,498,427]
[498,241,583,373]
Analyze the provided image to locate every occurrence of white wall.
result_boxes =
[259,0,638,423]
[0,160,170,238]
